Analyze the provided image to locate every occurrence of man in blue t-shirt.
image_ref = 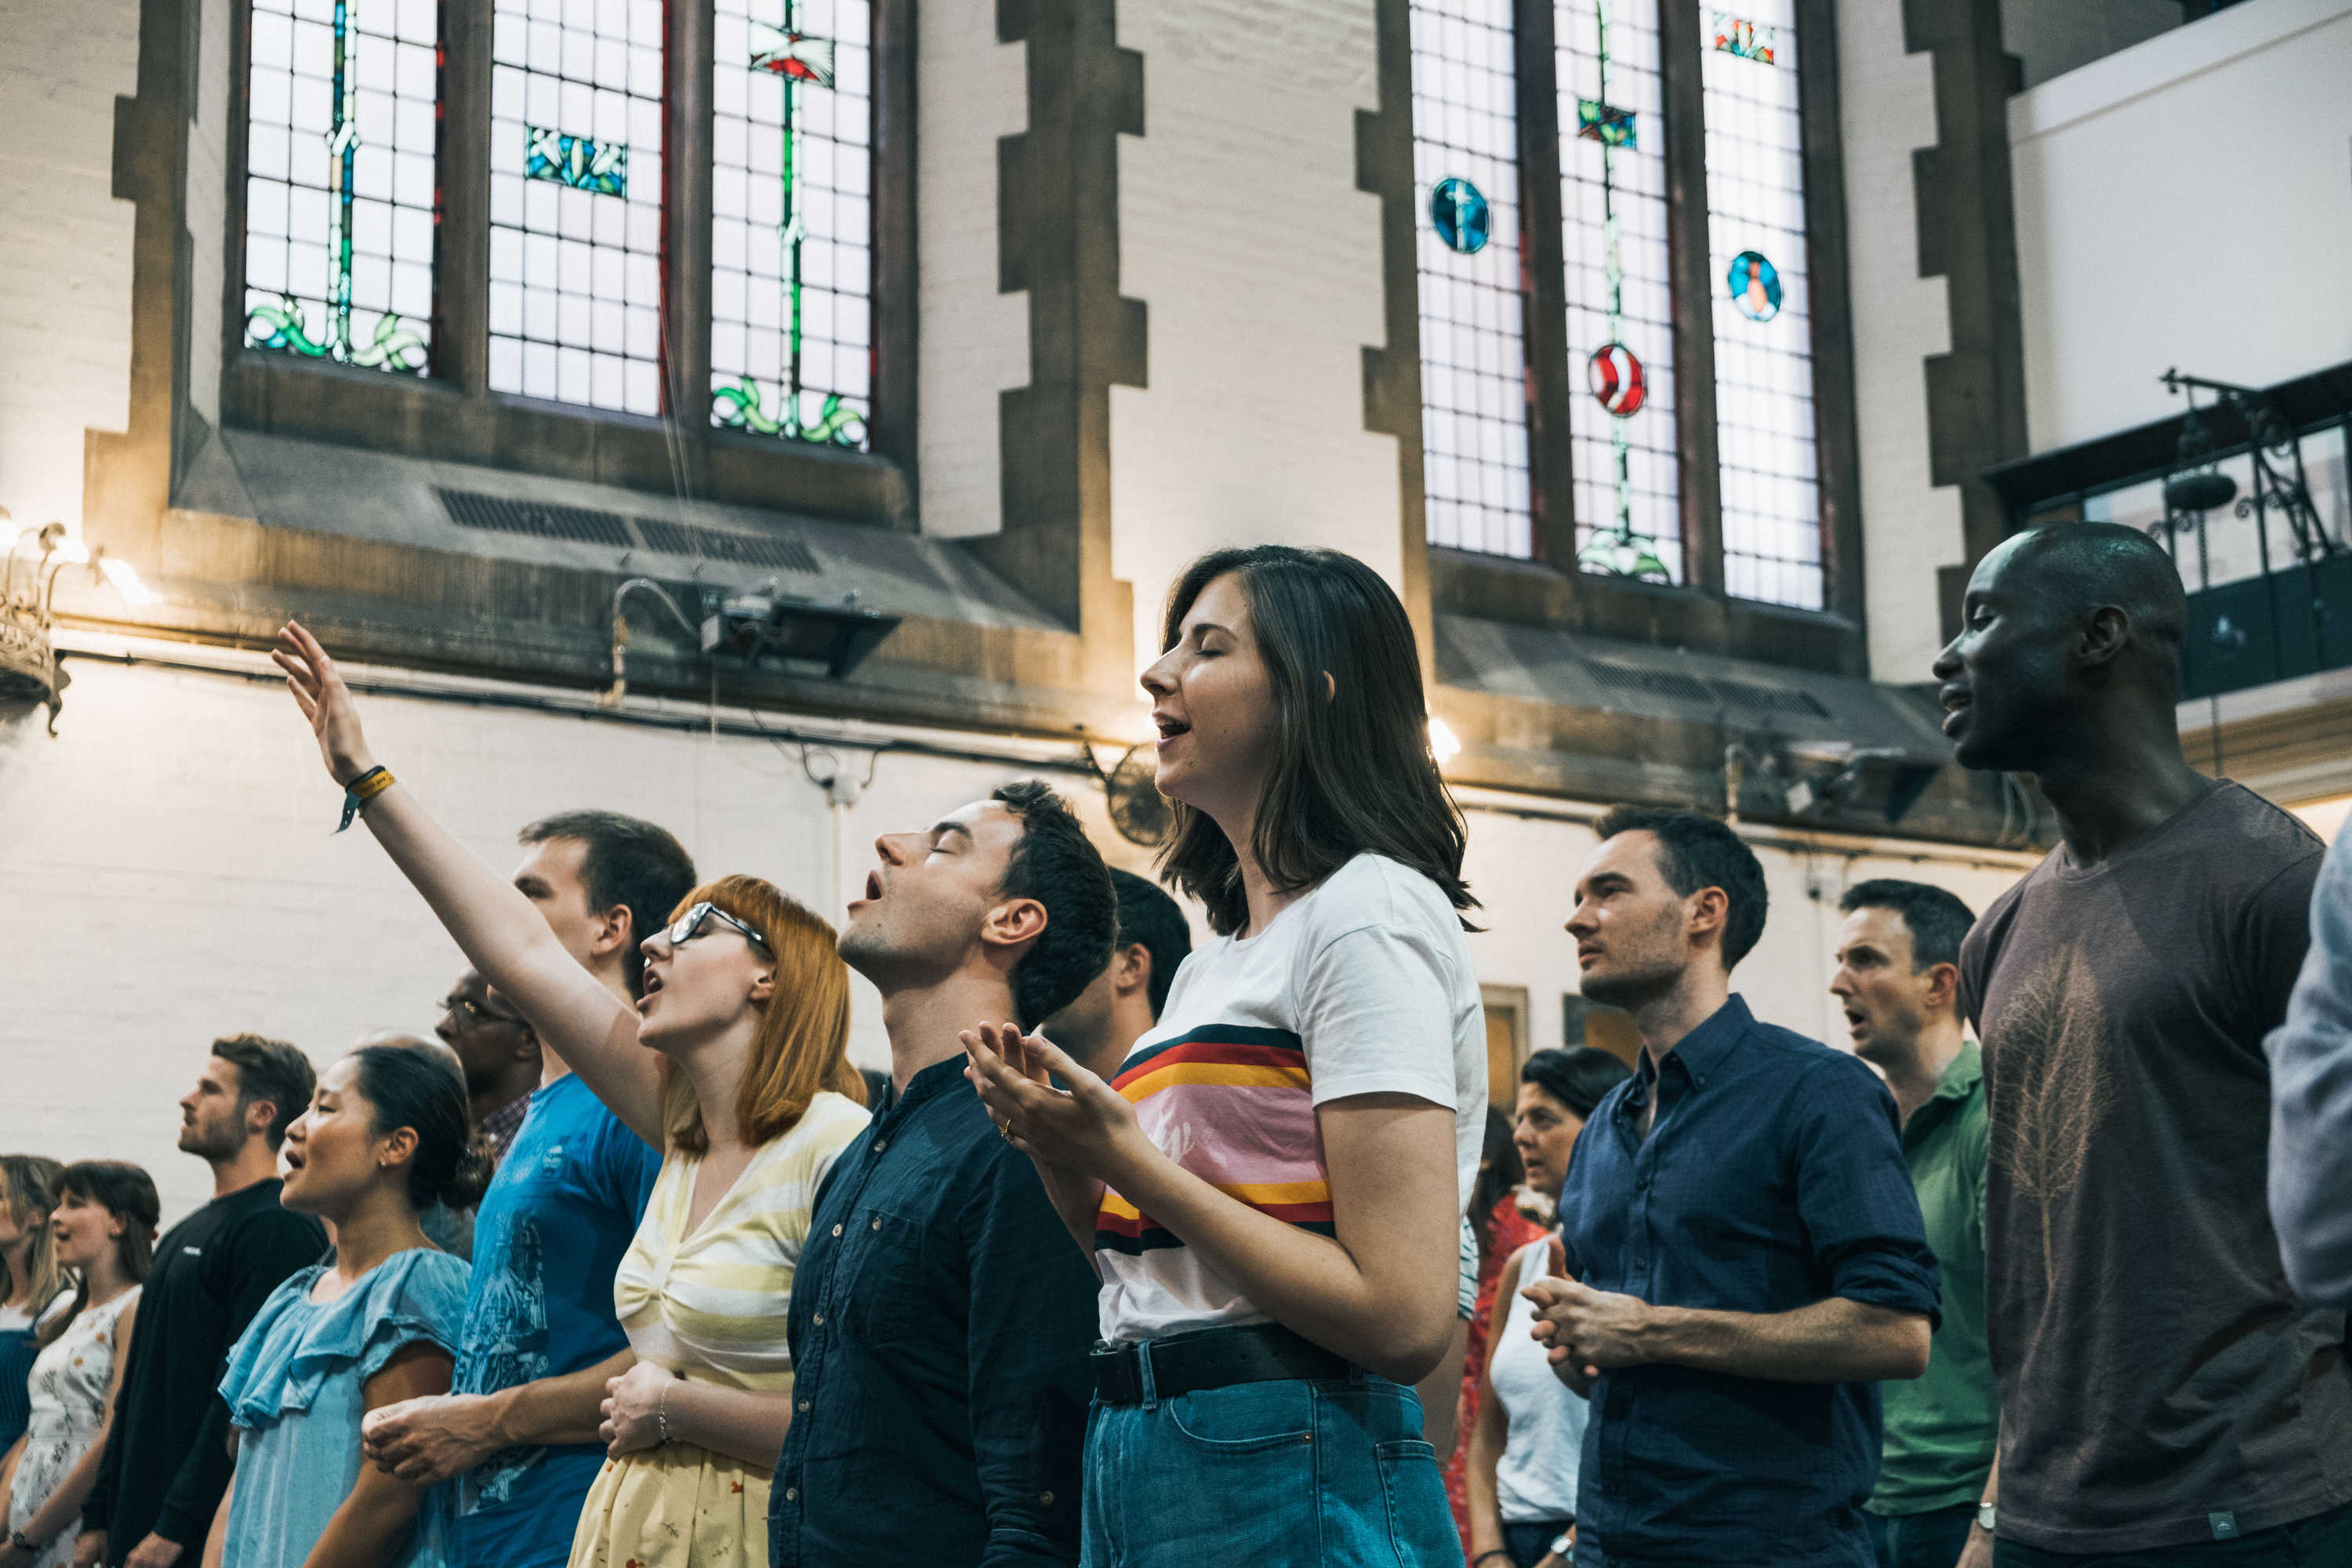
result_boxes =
[360,811,694,1566]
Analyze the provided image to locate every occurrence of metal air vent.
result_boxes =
[435,488,633,547]
[633,517,820,575]
[1579,659,1717,707]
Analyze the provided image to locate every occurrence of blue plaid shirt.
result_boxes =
[1558,996,1940,1566]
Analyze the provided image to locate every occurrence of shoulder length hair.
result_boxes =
[42,1161,160,1346]
[1156,546,1477,936]
[662,875,867,1154]
[0,1155,68,1321]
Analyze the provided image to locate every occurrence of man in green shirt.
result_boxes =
[1831,880,1998,1568]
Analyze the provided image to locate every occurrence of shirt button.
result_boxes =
[831,1223,843,1236]
[785,1487,797,1502]
[870,1216,883,1230]
[873,1139,888,1152]
[1040,1491,1054,1505]
[797,1397,810,1411]
[812,1312,825,1327]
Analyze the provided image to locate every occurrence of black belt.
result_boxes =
[1091,1322,1356,1405]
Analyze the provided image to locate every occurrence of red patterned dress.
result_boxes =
[1445,1190,1554,1556]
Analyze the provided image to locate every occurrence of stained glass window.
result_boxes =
[710,0,873,448]
[1558,0,1680,582]
[1410,0,1534,560]
[244,0,440,374]
[1702,1,1822,608]
[487,0,666,414]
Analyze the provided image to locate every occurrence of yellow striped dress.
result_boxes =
[569,1089,869,1568]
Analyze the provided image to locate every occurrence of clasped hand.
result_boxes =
[959,1022,1145,1181]
[361,1392,498,1485]
[1523,1236,1653,1389]
[600,1360,677,1458]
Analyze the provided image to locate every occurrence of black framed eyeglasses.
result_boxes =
[443,993,525,1029]
[666,901,771,953]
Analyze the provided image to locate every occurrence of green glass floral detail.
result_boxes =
[712,377,866,448]
[246,298,426,372]
[1578,530,1673,581]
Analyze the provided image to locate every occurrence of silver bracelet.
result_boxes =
[656,1381,672,1444]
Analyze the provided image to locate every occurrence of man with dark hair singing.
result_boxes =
[1938,522,2351,1564]
[1523,807,1938,1568]
[1832,880,1996,1568]
[1041,867,1193,1081]
[768,780,1112,1566]
[359,810,691,1568]
[74,1036,325,1568]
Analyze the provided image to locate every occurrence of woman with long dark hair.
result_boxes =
[270,622,871,1566]
[1465,1047,1630,1568]
[1,1162,157,1568]
[0,1157,72,1486]
[964,545,1484,1565]
[209,1044,481,1568]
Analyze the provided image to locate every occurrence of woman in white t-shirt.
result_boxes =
[964,545,1484,1566]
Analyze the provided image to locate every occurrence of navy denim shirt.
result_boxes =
[769,1055,1098,1566]
[1557,996,1940,1566]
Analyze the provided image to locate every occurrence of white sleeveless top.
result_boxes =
[1490,1243,1584,1524]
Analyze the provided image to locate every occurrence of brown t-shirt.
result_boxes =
[1958,782,2351,1554]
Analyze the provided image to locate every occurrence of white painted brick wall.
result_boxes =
[1108,0,1403,679]
[0,0,140,535]
[916,0,1029,539]
[1835,0,1966,689]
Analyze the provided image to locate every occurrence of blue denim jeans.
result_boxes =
[1079,1355,1459,1567]
[1864,1503,1978,1568]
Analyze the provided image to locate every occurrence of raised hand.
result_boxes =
[270,619,376,786]
[960,1021,1149,1184]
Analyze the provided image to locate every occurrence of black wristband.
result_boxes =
[1472,1553,1512,1566]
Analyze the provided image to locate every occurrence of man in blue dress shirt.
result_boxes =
[1526,807,1940,1568]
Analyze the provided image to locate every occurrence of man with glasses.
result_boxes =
[360,811,695,1568]
[436,967,542,1167]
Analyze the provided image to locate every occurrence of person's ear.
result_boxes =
[1321,671,1337,702]
[376,1124,420,1174]
[981,896,1050,956]
[2078,604,2130,671]
[1922,960,1961,1012]
[1111,942,1152,1000]
[590,905,635,962]
[243,1098,279,1140]
[747,967,776,1004]
[1685,886,1730,949]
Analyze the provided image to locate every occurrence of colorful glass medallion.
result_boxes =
[1588,342,1646,416]
[524,126,628,195]
[1711,13,1776,63]
[1575,100,1636,149]
[750,23,836,83]
[1430,177,1491,255]
[1726,250,1781,321]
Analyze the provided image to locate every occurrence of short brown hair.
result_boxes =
[662,876,866,1154]
[210,1033,318,1150]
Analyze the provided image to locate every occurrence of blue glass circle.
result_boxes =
[1431,178,1491,255]
[1726,250,1783,321]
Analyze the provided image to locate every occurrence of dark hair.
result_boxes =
[1838,879,1979,971]
[519,810,699,998]
[0,1156,67,1319]
[45,1161,160,1345]
[1109,869,1192,1021]
[1521,1047,1632,1120]
[991,781,1118,1030]
[1593,806,1769,970]
[349,1044,495,1213]
[211,1033,318,1151]
[1467,1106,1523,1263]
[1156,546,1477,937]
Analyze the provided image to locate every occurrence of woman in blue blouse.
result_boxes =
[206,1044,482,1568]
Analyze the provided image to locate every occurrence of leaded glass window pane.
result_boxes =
[1559,0,1681,583]
[1410,0,1534,561]
[710,0,873,448]
[1701,0,1823,609]
[487,0,666,416]
[244,0,439,375]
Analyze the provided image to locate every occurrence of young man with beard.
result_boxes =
[72,1035,323,1568]
[1830,880,1997,1568]
[1936,522,2351,1563]
[768,782,1113,1567]
[435,967,543,1167]
[359,811,691,1568]
[1523,808,1938,1568]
